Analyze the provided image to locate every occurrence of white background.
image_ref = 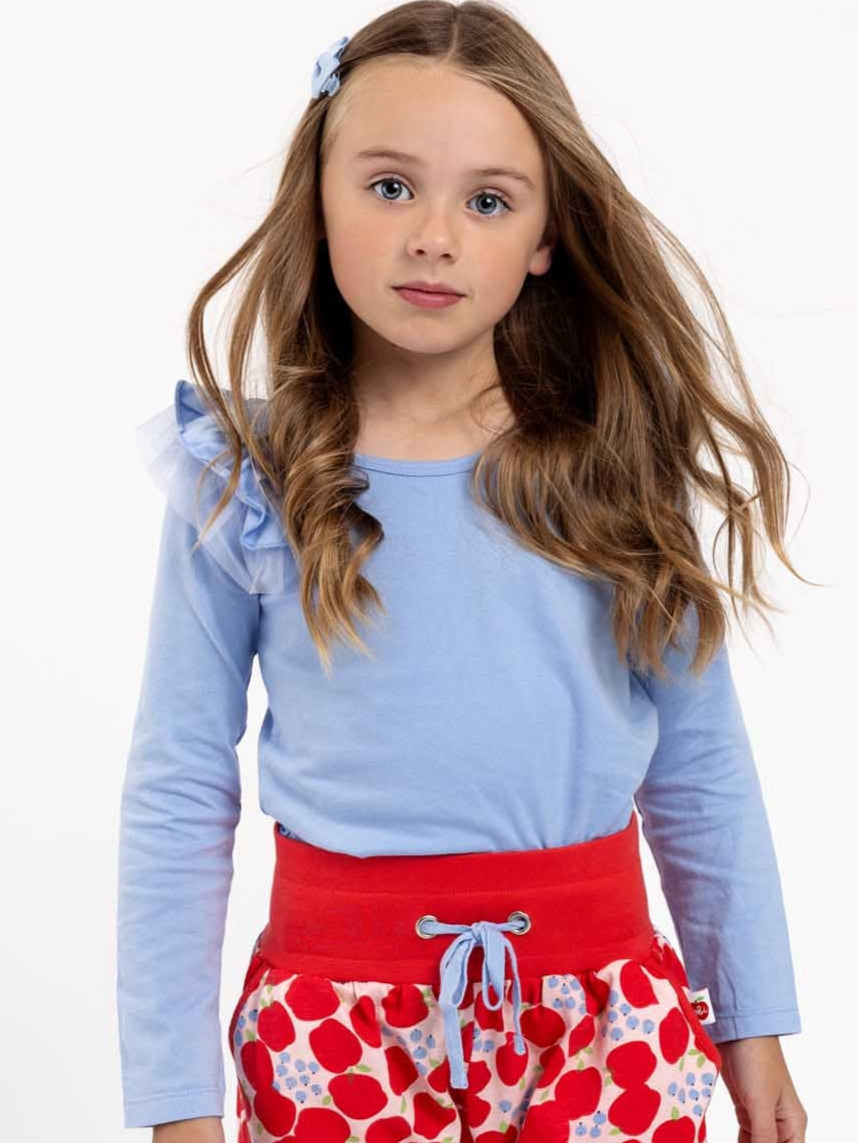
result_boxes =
[2,0,855,1139]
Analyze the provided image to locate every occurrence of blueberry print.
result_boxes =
[228,928,721,1142]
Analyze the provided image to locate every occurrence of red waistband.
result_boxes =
[256,809,654,983]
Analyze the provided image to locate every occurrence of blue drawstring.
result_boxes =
[418,917,528,1089]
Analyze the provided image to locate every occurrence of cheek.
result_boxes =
[472,239,532,315]
[325,210,388,297]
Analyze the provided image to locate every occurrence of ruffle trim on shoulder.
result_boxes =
[135,379,295,594]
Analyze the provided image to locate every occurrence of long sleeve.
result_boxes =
[632,608,802,1044]
[117,500,260,1127]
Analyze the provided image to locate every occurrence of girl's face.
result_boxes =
[319,58,555,360]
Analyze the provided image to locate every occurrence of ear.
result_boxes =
[529,220,557,276]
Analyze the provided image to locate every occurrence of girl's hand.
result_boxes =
[718,1036,807,1142]
[151,1116,225,1143]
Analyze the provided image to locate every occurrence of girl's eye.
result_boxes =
[368,177,511,217]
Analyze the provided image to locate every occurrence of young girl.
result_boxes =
[117,3,808,1141]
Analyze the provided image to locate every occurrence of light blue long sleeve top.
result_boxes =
[117,379,802,1128]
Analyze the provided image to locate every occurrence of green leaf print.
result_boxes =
[356,1064,372,1072]
[322,1095,332,1106]
[671,1106,680,1119]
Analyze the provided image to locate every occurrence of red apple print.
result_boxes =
[652,1113,698,1142]
[567,1013,596,1056]
[658,1006,690,1064]
[518,1098,571,1142]
[462,1085,492,1129]
[328,1071,389,1119]
[519,1003,565,1047]
[385,1043,420,1095]
[606,1083,661,1137]
[310,1017,364,1072]
[699,1111,708,1141]
[535,1043,566,1089]
[412,1090,459,1138]
[579,969,611,1015]
[427,1053,451,1093]
[465,1057,492,1095]
[285,974,341,1021]
[253,1082,298,1138]
[605,1039,658,1088]
[257,1000,296,1051]
[496,1030,530,1086]
[459,1057,492,1126]
[474,981,506,1033]
[350,993,382,1047]
[382,982,430,1027]
[366,1115,414,1143]
[478,1130,520,1143]
[237,1118,251,1143]
[240,1038,273,1091]
[291,1105,352,1143]
[459,1017,476,1062]
[554,1065,602,1119]
[620,960,659,1008]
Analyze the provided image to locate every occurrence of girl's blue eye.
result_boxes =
[368,177,511,217]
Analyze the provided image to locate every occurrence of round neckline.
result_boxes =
[351,447,484,475]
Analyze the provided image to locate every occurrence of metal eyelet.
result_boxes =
[415,913,438,938]
[508,910,532,934]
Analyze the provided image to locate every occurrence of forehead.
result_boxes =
[326,57,543,176]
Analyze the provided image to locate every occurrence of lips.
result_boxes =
[395,282,463,296]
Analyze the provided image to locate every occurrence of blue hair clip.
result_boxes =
[311,34,350,99]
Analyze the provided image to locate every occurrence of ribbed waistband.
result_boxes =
[256,808,653,982]
[253,808,654,1090]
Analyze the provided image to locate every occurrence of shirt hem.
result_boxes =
[123,1085,225,1129]
[706,1007,802,1043]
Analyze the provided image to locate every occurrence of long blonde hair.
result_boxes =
[184,0,814,678]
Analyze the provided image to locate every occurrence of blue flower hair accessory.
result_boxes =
[311,34,350,99]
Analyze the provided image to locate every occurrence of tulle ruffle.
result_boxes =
[134,379,294,594]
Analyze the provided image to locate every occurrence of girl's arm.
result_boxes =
[117,495,261,1130]
[631,606,801,1045]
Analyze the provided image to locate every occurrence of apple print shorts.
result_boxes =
[228,811,723,1143]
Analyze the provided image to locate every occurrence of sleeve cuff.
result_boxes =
[123,1086,224,1129]
[707,1007,802,1043]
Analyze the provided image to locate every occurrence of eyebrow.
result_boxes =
[352,147,536,192]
